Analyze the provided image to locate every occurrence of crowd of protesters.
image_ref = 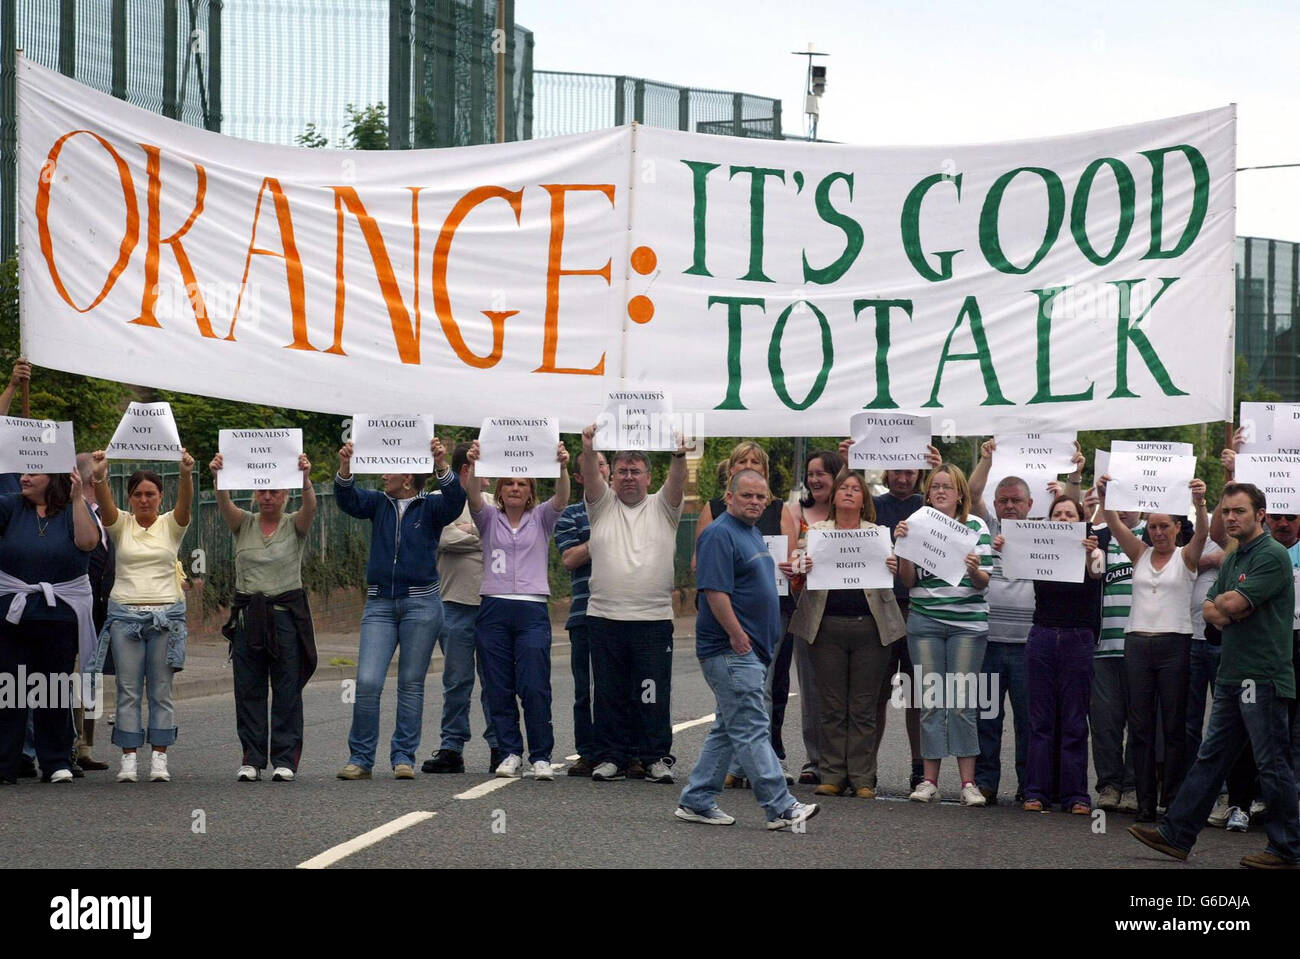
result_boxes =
[1,355,1296,864]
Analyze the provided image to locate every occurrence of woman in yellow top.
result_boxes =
[88,449,194,783]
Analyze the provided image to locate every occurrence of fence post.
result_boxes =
[521,27,533,140]
[389,0,412,149]
[468,0,485,144]
[162,0,179,119]
[772,98,782,139]
[732,91,743,137]
[614,75,626,126]
[633,77,645,123]
[111,0,127,98]
[207,0,222,131]
[678,86,689,131]
[58,0,76,77]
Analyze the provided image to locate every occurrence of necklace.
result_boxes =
[36,513,50,537]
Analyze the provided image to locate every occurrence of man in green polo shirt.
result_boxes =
[1129,482,1299,868]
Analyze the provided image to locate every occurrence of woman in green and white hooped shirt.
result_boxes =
[887,463,993,806]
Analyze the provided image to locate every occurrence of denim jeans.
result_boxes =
[348,593,443,769]
[793,629,820,773]
[232,608,303,771]
[1125,632,1192,815]
[476,597,553,763]
[727,611,794,776]
[588,616,673,767]
[907,614,987,759]
[1025,626,1094,809]
[109,613,177,748]
[569,624,595,758]
[1185,640,1220,760]
[679,651,796,821]
[1090,656,1136,792]
[1160,681,1300,861]
[438,600,496,752]
[975,640,1028,798]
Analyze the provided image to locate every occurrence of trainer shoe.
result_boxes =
[960,782,986,807]
[1207,794,1232,827]
[675,805,736,826]
[336,763,371,780]
[237,765,260,782]
[626,758,647,780]
[909,780,939,803]
[644,758,675,784]
[532,760,554,781]
[1249,799,1267,818]
[48,768,74,783]
[149,752,170,782]
[394,763,416,780]
[1127,823,1188,861]
[271,767,295,782]
[768,801,820,830]
[421,749,464,774]
[495,754,523,778]
[116,753,138,783]
[1240,850,1299,869]
[1118,789,1139,813]
[591,762,625,781]
[1097,786,1121,811]
[1225,806,1249,832]
[567,756,594,777]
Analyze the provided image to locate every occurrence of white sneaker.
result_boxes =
[271,767,295,782]
[149,752,170,782]
[1207,794,1231,827]
[495,754,522,778]
[48,768,74,783]
[768,801,820,830]
[644,759,675,784]
[532,760,554,781]
[960,782,987,807]
[116,753,138,783]
[675,805,736,825]
[909,780,939,803]
[1118,789,1139,813]
[1249,799,1267,818]
[591,761,625,781]
[237,765,259,782]
[1226,806,1250,832]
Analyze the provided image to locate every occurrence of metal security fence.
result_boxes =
[533,70,782,140]
[1237,236,1300,401]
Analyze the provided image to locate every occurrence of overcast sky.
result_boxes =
[525,0,1298,241]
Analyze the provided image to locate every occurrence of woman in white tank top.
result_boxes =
[1097,475,1209,822]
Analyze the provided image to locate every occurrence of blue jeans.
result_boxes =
[438,601,496,752]
[1160,681,1300,861]
[1185,640,1220,761]
[109,615,178,748]
[907,614,987,760]
[348,593,443,769]
[679,651,796,821]
[476,597,554,763]
[570,624,595,758]
[975,641,1028,797]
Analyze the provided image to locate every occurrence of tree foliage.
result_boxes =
[295,103,389,151]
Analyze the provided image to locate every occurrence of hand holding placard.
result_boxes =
[806,528,894,589]
[848,412,932,469]
[106,402,183,461]
[216,428,303,490]
[476,416,561,478]
[893,506,980,586]
[350,414,436,473]
[999,520,1087,583]
[0,416,76,474]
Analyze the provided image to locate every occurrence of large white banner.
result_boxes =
[17,59,1236,435]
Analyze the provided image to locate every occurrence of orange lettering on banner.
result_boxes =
[36,130,139,312]
[226,177,310,348]
[328,186,423,361]
[132,144,210,332]
[432,186,523,369]
[535,184,612,376]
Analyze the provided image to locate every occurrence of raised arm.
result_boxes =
[1210,434,1243,548]
[968,438,995,519]
[1181,479,1210,572]
[580,423,607,505]
[294,453,317,536]
[0,358,31,416]
[173,449,195,528]
[661,432,689,508]
[69,468,100,551]
[550,442,571,512]
[1095,475,1146,564]
[464,440,484,514]
[209,454,245,533]
[89,450,118,528]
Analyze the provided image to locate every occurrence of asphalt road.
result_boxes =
[0,645,1269,871]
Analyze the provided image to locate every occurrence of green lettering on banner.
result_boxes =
[923,296,1012,408]
[1028,286,1095,404]
[1071,157,1136,265]
[1140,145,1210,260]
[853,298,913,409]
[682,160,719,277]
[802,172,863,285]
[708,295,766,409]
[1109,278,1188,398]
[769,300,832,411]
[978,167,1065,274]
[728,165,786,282]
[900,173,963,282]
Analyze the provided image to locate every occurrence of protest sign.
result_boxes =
[806,527,894,590]
[594,389,677,451]
[999,519,1087,583]
[0,416,76,474]
[476,416,561,478]
[1234,454,1300,514]
[763,534,790,597]
[1104,450,1196,514]
[217,428,303,490]
[848,412,932,469]
[350,414,436,473]
[105,402,183,461]
[894,506,980,586]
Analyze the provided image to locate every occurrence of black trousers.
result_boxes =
[1125,632,1192,815]
[232,608,304,771]
[0,618,76,780]
[588,616,673,767]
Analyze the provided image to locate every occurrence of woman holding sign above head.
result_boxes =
[790,470,905,798]
[463,439,570,780]
[887,463,992,806]
[87,449,194,783]
[1096,474,1209,823]
[991,492,1106,814]
[210,451,317,783]
[334,436,465,780]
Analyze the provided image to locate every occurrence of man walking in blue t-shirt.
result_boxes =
[675,469,819,831]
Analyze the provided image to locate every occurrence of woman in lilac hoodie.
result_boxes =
[466,439,570,781]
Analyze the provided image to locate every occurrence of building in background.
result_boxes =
[1237,236,1300,400]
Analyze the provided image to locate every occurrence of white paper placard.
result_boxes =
[1237,403,1300,454]
[0,416,76,473]
[999,520,1087,583]
[1111,439,1195,457]
[217,428,302,490]
[894,506,980,586]
[992,429,1078,476]
[806,528,894,590]
[105,401,183,461]
[595,388,675,451]
[350,414,436,473]
[1104,451,1196,514]
[1272,406,1300,451]
[475,416,560,478]
[848,412,932,469]
[763,534,790,597]
[1234,454,1300,514]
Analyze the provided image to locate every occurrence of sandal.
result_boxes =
[1023,799,1045,812]
[1070,802,1091,815]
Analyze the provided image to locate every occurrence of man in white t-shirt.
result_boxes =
[579,424,687,784]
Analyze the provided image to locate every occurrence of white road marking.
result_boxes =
[455,778,518,800]
[564,754,580,762]
[297,811,436,869]
[673,713,716,733]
